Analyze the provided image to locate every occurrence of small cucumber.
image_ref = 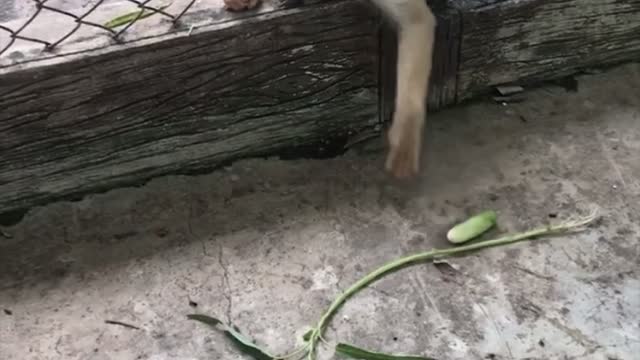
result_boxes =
[447,210,497,244]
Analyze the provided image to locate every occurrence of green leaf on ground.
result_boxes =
[187,314,273,360]
[335,343,436,360]
[186,314,223,327]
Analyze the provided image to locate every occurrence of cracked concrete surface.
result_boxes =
[1,63,639,360]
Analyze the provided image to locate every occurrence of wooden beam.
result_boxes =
[380,0,640,115]
[453,0,640,100]
[1,0,640,221]
[0,0,381,219]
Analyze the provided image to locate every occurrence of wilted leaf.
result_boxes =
[187,314,273,360]
[103,4,171,29]
[224,325,274,360]
[335,343,436,360]
[432,259,460,278]
[186,314,223,327]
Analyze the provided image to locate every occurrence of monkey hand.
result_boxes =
[385,109,424,179]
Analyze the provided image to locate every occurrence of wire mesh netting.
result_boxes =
[0,0,201,61]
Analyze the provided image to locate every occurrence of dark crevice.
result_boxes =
[0,126,367,227]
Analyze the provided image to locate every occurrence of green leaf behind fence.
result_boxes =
[104,4,171,29]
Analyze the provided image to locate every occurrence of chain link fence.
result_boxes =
[0,0,202,61]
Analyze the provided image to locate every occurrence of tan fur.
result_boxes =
[225,0,436,179]
[370,0,435,179]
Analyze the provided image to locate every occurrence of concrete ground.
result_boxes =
[1,63,639,360]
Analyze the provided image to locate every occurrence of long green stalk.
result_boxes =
[305,210,598,359]
[190,210,599,360]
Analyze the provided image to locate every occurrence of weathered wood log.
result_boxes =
[0,0,382,221]
[1,0,640,221]
[381,0,640,106]
[451,0,640,100]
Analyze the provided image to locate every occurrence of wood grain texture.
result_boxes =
[0,0,380,218]
[2,0,640,220]
[455,0,640,99]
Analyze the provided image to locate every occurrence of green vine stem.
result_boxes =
[305,209,599,359]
